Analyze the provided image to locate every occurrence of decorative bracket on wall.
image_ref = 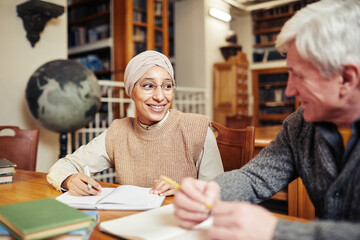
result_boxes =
[17,0,64,47]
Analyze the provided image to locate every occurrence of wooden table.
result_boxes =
[254,125,315,220]
[254,125,283,156]
[0,170,308,240]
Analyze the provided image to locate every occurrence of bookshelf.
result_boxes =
[250,1,319,126]
[67,0,170,82]
[213,52,249,126]
[252,67,299,126]
[68,0,112,80]
[251,0,318,64]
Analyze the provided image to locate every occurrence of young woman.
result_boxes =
[47,50,223,196]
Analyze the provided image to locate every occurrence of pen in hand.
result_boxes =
[161,176,213,210]
[84,165,92,190]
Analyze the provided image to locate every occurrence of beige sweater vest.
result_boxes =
[105,109,210,187]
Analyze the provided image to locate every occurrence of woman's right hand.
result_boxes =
[150,178,176,196]
[173,177,220,229]
[61,173,102,196]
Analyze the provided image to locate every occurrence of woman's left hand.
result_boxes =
[149,178,176,196]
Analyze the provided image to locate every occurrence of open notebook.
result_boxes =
[99,204,212,240]
[56,185,165,210]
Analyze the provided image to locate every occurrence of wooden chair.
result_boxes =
[0,126,39,171]
[211,122,255,172]
[226,115,254,129]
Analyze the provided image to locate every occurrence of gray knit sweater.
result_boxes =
[215,108,360,240]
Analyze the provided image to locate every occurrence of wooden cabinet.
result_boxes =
[67,0,170,82]
[114,0,169,81]
[252,67,299,126]
[213,52,249,126]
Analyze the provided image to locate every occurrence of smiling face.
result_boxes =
[132,66,174,125]
[285,41,343,123]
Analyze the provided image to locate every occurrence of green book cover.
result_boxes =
[0,198,95,240]
[0,158,16,168]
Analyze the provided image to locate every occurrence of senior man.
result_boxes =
[173,0,360,239]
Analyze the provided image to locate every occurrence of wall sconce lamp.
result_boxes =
[17,0,64,47]
[209,8,232,22]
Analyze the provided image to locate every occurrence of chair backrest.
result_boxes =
[0,126,39,171]
[211,122,255,172]
[226,115,254,129]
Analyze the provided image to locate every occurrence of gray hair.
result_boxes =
[276,0,360,77]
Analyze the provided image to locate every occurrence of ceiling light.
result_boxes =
[209,8,232,22]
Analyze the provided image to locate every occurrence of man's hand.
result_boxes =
[173,177,220,229]
[209,201,278,240]
[62,173,102,196]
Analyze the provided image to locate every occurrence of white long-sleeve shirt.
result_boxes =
[47,113,224,191]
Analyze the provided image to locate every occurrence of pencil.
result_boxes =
[161,176,213,210]
[162,176,181,190]
[84,165,92,190]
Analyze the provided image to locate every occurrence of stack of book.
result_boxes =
[0,158,16,184]
[0,211,99,240]
[0,198,97,240]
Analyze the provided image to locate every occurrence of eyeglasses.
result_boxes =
[138,81,176,95]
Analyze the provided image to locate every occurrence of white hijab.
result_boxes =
[124,50,175,99]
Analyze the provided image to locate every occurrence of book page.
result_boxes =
[99,204,212,240]
[97,185,165,210]
[56,188,115,209]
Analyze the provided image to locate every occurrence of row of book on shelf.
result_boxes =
[69,25,110,48]
[253,18,289,31]
[254,33,279,45]
[133,9,147,23]
[133,26,147,42]
[68,2,109,22]
[0,158,16,184]
[133,0,146,9]
[154,1,163,16]
[155,31,163,45]
[252,2,301,19]
[260,105,295,115]
[253,47,285,62]
[133,28,164,45]
[259,87,295,102]
[72,54,110,72]
[155,16,163,27]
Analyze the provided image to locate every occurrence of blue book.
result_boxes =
[0,211,99,240]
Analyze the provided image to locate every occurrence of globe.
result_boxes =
[25,59,101,133]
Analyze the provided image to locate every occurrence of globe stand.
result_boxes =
[59,133,67,159]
